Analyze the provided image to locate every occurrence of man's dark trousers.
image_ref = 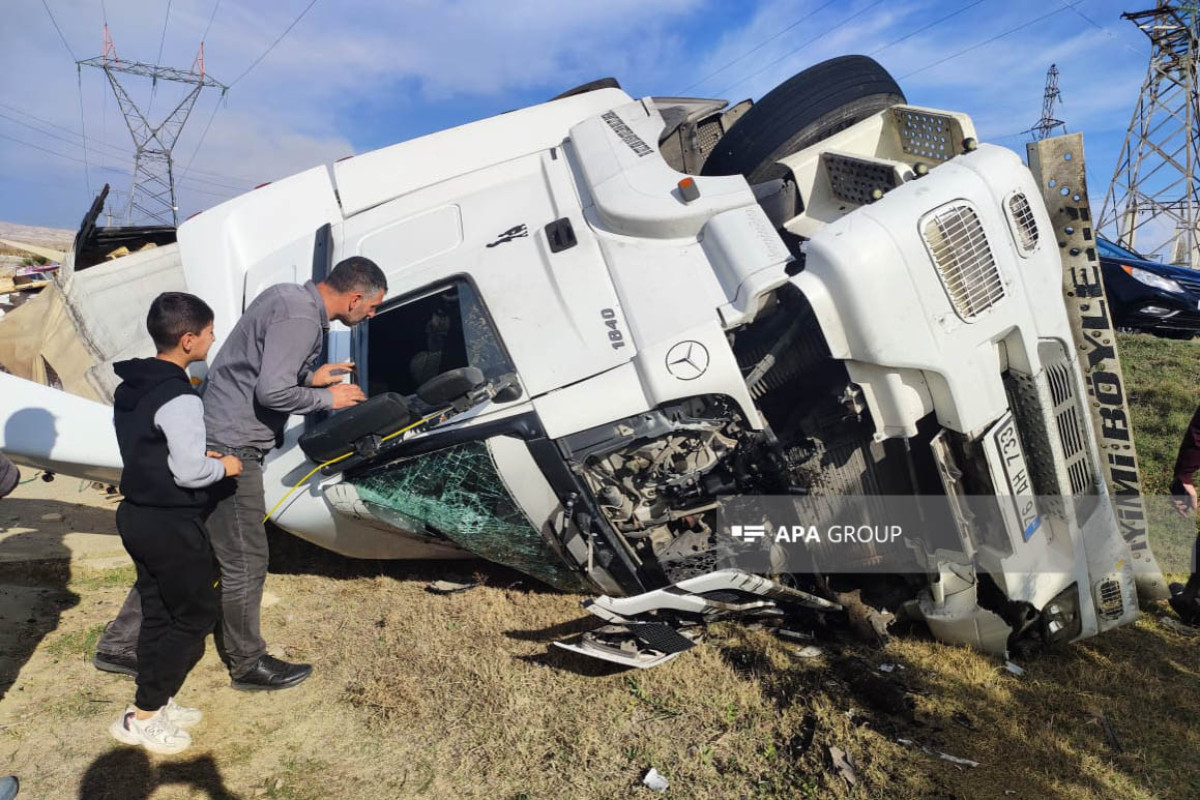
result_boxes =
[118,502,218,710]
[99,450,270,678]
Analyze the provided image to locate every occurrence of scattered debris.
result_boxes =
[425,580,480,594]
[828,746,858,786]
[1004,660,1025,677]
[774,627,814,643]
[641,767,669,793]
[1159,617,1197,637]
[896,738,981,768]
[836,588,895,643]
[39,512,63,523]
[795,645,824,659]
[835,656,915,717]
[952,711,977,731]
[1083,711,1124,753]
[878,662,904,673]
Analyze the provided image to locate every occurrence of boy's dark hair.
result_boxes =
[147,292,214,353]
[325,256,388,296]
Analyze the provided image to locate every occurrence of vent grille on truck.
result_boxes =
[893,109,960,163]
[1006,192,1039,254]
[922,203,1006,321]
[1045,359,1094,496]
[823,152,900,206]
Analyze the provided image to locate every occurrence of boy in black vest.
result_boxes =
[108,292,242,755]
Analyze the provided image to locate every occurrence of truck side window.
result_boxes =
[364,279,513,398]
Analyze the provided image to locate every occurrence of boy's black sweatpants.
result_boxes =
[116,501,219,711]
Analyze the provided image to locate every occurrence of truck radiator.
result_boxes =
[921,203,1006,321]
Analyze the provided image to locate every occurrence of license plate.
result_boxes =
[992,417,1042,540]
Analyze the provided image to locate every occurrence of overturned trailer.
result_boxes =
[0,56,1165,667]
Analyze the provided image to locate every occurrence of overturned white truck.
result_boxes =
[0,56,1160,667]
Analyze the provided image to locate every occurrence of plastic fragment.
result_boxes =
[1004,660,1025,676]
[642,767,669,793]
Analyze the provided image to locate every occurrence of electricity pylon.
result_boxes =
[78,26,227,227]
[1099,2,1200,267]
[1027,64,1067,141]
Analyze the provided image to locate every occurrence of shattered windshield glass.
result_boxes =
[351,441,586,591]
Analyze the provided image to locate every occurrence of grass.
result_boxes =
[2,332,1197,800]
[43,623,105,660]
[1116,332,1200,575]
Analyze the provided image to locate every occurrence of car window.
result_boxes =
[361,278,514,398]
[1097,238,1142,261]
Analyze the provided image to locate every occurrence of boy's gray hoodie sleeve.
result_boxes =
[154,394,226,488]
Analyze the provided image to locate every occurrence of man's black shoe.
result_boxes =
[92,651,138,679]
[231,655,312,691]
[1168,593,1200,626]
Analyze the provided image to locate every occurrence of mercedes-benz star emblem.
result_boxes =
[665,340,710,381]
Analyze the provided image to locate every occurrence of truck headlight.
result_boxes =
[1041,583,1083,645]
[1121,265,1185,294]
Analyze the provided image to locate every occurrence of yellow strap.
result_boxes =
[261,407,450,524]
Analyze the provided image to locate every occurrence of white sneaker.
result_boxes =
[164,697,203,729]
[108,706,191,755]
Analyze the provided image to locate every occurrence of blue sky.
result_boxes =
[0,0,1156,242]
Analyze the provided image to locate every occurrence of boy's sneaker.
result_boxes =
[164,697,202,729]
[108,706,191,755]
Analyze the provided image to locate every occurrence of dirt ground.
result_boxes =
[0,471,1197,800]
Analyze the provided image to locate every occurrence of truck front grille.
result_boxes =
[922,203,1006,321]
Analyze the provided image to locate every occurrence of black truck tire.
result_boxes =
[701,55,905,184]
[551,77,621,101]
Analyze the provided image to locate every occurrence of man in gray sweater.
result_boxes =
[95,257,386,690]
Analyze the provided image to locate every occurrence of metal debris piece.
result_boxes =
[896,738,980,768]
[1003,660,1025,676]
[641,767,669,793]
[39,513,63,522]
[952,711,977,731]
[425,580,480,594]
[774,628,814,642]
[829,746,858,786]
[795,645,824,659]
[1083,711,1123,753]
[878,662,902,673]
[1160,617,1198,637]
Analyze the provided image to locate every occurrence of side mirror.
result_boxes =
[417,367,486,407]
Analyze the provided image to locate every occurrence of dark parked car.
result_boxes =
[1098,237,1200,339]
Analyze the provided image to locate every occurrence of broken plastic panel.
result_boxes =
[350,441,586,591]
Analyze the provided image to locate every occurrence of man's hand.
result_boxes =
[329,383,366,410]
[311,361,355,388]
[219,454,243,478]
[1172,478,1197,517]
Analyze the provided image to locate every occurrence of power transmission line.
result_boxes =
[40,0,77,60]
[0,130,244,200]
[201,0,223,43]
[679,0,841,95]
[0,101,250,185]
[229,0,322,87]
[900,3,1076,79]
[713,0,888,99]
[869,0,988,56]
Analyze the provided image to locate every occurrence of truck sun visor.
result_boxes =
[298,392,412,464]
